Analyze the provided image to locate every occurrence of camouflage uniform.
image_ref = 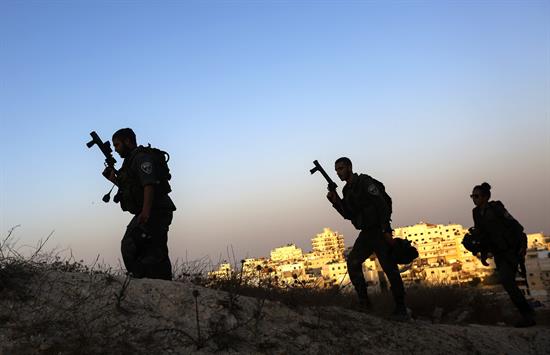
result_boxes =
[473,201,533,317]
[116,146,176,280]
[332,173,405,308]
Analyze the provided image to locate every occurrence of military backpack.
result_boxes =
[363,174,393,215]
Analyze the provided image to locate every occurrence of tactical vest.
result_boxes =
[344,174,392,230]
[473,201,524,253]
[115,146,173,214]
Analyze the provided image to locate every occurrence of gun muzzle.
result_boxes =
[86,131,101,148]
[309,160,321,174]
[310,160,337,191]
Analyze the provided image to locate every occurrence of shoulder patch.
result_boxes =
[140,161,153,175]
[367,183,380,195]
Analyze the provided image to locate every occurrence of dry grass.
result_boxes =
[0,227,138,354]
[204,263,548,326]
[1,227,548,354]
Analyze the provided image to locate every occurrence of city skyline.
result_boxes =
[210,223,548,266]
[209,221,548,267]
[208,224,550,304]
[1,1,549,266]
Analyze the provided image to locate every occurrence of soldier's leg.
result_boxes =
[346,231,374,300]
[373,233,406,309]
[121,216,144,277]
[494,255,533,318]
[138,212,173,280]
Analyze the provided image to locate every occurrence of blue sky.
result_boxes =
[1,1,549,265]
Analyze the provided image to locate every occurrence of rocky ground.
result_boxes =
[0,269,549,355]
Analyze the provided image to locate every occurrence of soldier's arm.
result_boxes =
[472,209,479,228]
[135,153,160,187]
[327,191,353,219]
[472,209,491,259]
[141,185,154,216]
[363,180,391,233]
[134,153,159,224]
[102,167,119,186]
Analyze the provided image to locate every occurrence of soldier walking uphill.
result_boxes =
[103,128,176,280]
[470,182,536,327]
[326,157,408,320]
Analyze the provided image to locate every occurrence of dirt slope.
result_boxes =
[0,271,548,354]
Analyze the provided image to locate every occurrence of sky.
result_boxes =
[1,0,549,267]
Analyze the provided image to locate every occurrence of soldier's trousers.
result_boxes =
[121,211,173,280]
[347,229,405,306]
[494,252,533,316]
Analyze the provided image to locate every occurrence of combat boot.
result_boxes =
[389,303,410,322]
[514,313,536,328]
[358,295,372,312]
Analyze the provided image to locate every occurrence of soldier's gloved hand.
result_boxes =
[102,167,116,182]
[480,252,490,266]
[326,190,338,203]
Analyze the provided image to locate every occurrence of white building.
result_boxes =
[270,244,303,263]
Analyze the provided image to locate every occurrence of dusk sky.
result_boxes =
[1,1,549,267]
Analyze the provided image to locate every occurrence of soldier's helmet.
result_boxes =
[462,227,484,255]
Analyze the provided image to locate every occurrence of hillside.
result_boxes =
[1,269,549,354]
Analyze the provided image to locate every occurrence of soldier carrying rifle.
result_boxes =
[312,158,410,320]
[88,128,176,280]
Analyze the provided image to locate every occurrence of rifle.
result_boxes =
[86,131,118,202]
[309,160,337,191]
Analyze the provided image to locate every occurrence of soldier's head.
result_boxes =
[112,128,137,158]
[471,182,491,207]
[335,157,353,182]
